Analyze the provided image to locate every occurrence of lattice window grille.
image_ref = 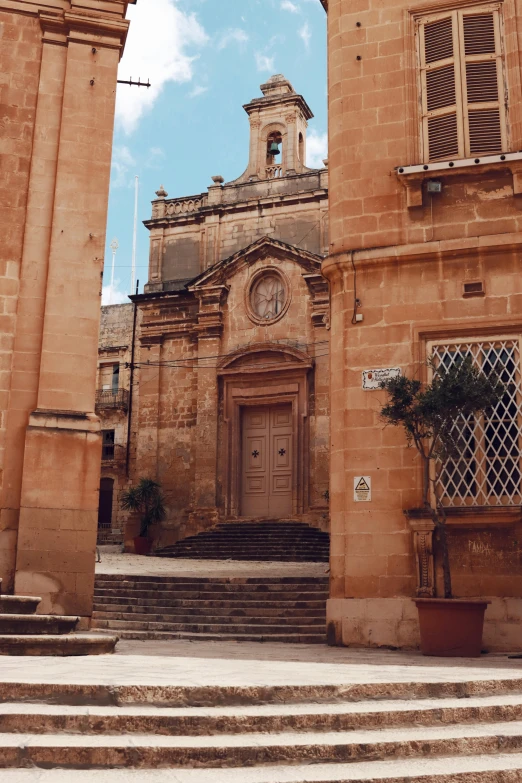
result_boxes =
[429,338,522,507]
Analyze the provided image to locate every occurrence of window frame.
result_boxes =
[426,334,522,508]
[415,2,509,163]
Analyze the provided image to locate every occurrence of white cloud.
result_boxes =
[102,279,130,306]
[116,0,208,134]
[307,129,328,168]
[299,21,312,49]
[190,85,208,98]
[111,145,136,188]
[217,28,249,50]
[281,0,299,11]
[255,52,275,72]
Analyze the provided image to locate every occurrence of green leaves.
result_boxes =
[380,357,504,463]
[120,477,166,538]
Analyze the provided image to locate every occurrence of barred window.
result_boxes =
[429,338,522,507]
[416,5,508,162]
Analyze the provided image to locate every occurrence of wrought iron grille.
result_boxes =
[95,388,129,411]
[430,338,522,507]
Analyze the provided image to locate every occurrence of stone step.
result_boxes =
[1,756,522,782]
[92,610,326,625]
[94,585,328,605]
[0,634,118,656]
[0,596,41,615]
[92,604,326,618]
[2,693,522,736]
[94,582,328,593]
[95,575,329,584]
[94,629,326,643]
[94,577,329,588]
[92,597,327,612]
[1,721,522,768]
[155,553,329,562]
[91,618,326,635]
[3,677,522,708]
[0,615,79,636]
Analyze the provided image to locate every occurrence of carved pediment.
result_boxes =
[188,236,323,291]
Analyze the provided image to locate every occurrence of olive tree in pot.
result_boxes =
[380,358,503,657]
[120,478,166,555]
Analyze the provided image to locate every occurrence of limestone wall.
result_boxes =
[324,0,522,650]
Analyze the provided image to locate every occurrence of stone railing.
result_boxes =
[266,165,284,179]
[164,195,206,216]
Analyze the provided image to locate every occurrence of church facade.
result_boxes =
[125,76,330,550]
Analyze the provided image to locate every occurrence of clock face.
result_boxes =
[251,274,286,321]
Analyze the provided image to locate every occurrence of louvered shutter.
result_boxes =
[417,5,507,163]
[419,13,464,161]
[459,9,506,156]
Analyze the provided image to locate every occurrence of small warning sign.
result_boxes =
[354,476,371,502]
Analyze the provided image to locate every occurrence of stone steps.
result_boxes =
[0,634,119,656]
[2,757,522,782]
[92,572,328,643]
[153,520,330,562]
[2,721,522,769]
[0,614,79,635]
[93,605,326,619]
[2,693,522,735]
[0,591,117,656]
[94,588,328,601]
[2,675,522,778]
[0,596,41,615]
[93,610,325,625]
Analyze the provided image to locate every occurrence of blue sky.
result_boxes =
[103,0,327,304]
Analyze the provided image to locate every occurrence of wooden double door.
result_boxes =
[240,404,293,517]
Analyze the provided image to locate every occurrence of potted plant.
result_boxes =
[380,357,503,657]
[120,477,166,555]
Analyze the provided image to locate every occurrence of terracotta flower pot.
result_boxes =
[133,536,152,556]
[415,598,490,657]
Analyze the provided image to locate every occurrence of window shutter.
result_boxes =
[419,13,463,161]
[459,10,506,156]
[417,5,508,163]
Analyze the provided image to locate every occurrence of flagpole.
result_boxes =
[131,175,139,295]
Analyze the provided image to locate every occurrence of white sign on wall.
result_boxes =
[362,367,401,390]
[354,476,371,502]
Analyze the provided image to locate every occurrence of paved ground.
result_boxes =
[0,641,520,687]
[96,551,328,578]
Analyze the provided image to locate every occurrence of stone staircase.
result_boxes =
[92,573,328,643]
[0,588,117,656]
[154,520,330,562]
[1,674,522,779]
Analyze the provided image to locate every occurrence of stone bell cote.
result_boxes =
[241,74,314,181]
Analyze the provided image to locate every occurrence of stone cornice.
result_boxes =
[145,188,328,230]
[322,232,522,281]
[319,0,327,10]
[243,92,314,122]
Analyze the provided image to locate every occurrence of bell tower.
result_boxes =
[240,74,314,181]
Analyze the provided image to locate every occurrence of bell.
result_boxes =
[268,141,280,156]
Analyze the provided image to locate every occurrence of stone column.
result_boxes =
[14,8,129,620]
[0,12,68,591]
[189,285,227,527]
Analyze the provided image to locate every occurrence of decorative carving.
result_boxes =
[166,198,202,216]
[407,516,436,597]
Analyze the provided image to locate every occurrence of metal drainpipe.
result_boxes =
[126,280,139,477]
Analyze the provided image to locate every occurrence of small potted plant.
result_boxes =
[380,357,503,657]
[120,477,166,555]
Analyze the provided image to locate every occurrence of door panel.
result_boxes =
[241,404,293,517]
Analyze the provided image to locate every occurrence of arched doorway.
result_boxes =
[218,344,312,518]
[98,477,114,529]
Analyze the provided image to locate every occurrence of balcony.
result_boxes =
[95,388,129,412]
